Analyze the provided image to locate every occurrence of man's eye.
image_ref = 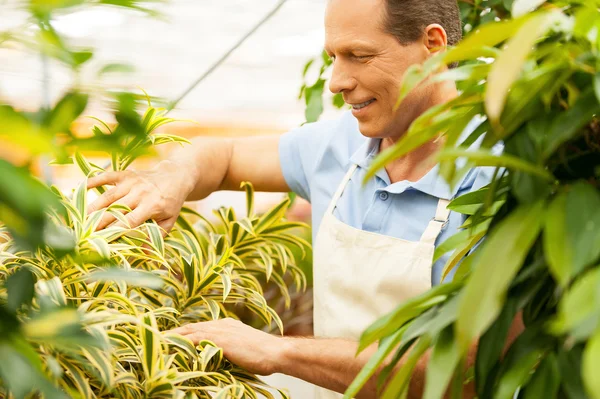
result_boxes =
[354,55,372,61]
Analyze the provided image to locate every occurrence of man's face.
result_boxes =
[324,0,431,139]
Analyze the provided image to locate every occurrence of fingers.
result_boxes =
[87,171,125,190]
[88,184,130,214]
[95,194,141,231]
[157,216,178,237]
[113,205,154,230]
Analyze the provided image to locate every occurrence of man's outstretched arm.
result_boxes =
[86,135,288,233]
[170,315,524,399]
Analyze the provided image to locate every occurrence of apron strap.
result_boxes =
[419,198,451,245]
[326,164,359,215]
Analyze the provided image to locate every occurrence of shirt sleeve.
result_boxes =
[278,119,336,202]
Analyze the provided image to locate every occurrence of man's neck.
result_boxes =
[381,83,457,184]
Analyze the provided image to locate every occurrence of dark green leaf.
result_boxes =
[543,88,600,159]
[456,201,545,351]
[6,268,36,313]
[522,353,560,399]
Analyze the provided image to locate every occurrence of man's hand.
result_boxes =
[87,160,196,234]
[169,318,284,376]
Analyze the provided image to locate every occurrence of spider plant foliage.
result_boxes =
[0,113,308,399]
[346,1,600,399]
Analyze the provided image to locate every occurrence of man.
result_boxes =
[87,0,519,397]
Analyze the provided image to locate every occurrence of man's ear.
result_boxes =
[423,24,448,55]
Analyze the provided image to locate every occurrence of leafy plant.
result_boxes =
[346,1,600,398]
[0,107,309,398]
[1,2,310,397]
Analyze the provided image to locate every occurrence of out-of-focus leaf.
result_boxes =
[512,0,548,17]
[44,91,89,135]
[0,338,67,399]
[551,268,600,340]
[87,269,164,289]
[522,353,560,399]
[543,88,600,159]
[6,268,36,313]
[0,160,59,248]
[558,345,588,399]
[583,329,600,399]
[98,63,135,76]
[305,79,325,123]
[486,12,558,123]
[436,149,553,182]
[423,326,461,399]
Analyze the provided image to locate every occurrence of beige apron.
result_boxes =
[312,164,450,399]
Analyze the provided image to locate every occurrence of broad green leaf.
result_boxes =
[583,329,600,399]
[344,327,406,399]
[565,182,600,277]
[558,345,588,399]
[6,268,36,312]
[475,297,519,397]
[544,193,572,286]
[381,336,432,399]
[436,150,553,182]
[0,338,67,399]
[486,12,557,123]
[423,326,461,399]
[493,328,548,399]
[358,282,461,352]
[522,353,560,399]
[456,201,545,351]
[543,88,600,159]
[444,18,527,65]
[551,268,600,340]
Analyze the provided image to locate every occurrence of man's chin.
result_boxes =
[357,121,384,140]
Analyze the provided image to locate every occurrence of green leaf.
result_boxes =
[358,282,461,352]
[6,268,36,313]
[583,329,600,399]
[456,201,545,351]
[45,91,89,135]
[551,268,600,340]
[475,297,519,397]
[436,149,554,182]
[486,12,557,123]
[0,338,67,399]
[543,88,600,159]
[344,327,406,399]
[565,182,600,277]
[305,80,325,123]
[444,18,527,65]
[381,336,432,399]
[493,328,547,399]
[423,326,461,399]
[558,345,588,399]
[522,353,560,399]
[544,193,572,286]
[87,269,164,289]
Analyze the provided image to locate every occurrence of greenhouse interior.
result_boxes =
[1,0,600,398]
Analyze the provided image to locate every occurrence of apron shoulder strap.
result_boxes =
[419,198,451,245]
[326,164,359,215]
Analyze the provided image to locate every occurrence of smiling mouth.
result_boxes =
[351,99,376,110]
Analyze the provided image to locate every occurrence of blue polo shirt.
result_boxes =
[279,111,495,285]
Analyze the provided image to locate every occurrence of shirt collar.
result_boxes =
[349,137,474,200]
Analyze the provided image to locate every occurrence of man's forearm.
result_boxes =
[275,337,380,398]
[164,136,234,201]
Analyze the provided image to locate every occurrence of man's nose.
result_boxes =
[329,60,357,94]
